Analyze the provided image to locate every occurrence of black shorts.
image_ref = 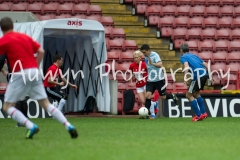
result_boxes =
[45,87,67,102]
[146,80,166,96]
[188,75,208,93]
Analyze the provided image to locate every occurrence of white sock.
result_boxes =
[57,99,66,111]
[7,107,34,129]
[150,101,156,116]
[47,104,71,130]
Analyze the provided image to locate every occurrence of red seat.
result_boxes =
[101,16,114,27]
[42,3,58,15]
[235,0,240,6]
[177,0,192,6]
[198,51,212,62]
[207,0,220,6]
[0,2,11,11]
[104,26,112,38]
[186,28,202,40]
[11,2,27,11]
[118,62,132,71]
[188,17,204,28]
[71,15,86,19]
[185,41,199,51]
[148,0,163,5]
[118,83,126,92]
[27,2,43,14]
[172,28,187,40]
[134,0,148,14]
[38,15,55,20]
[228,40,240,51]
[190,5,205,17]
[55,15,69,19]
[198,40,214,51]
[136,4,147,15]
[87,5,102,16]
[219,6,234,17]
[215,29,231,40]
[72,3,88,15]
[225,63,239,73]
[225,84,237,90]
[166,74,175,83]
[160,5,176,17]
[176,5,191,17]
[158,16,174,28]
[234,6,240,18]
[107,51,120,61]
[192,0,207,5]
[231,17,240,29]
[106,60,118,71]
[108,39,124,51]
[119,51,133,63]
[86,15,101,22]
[214,40,229,52]
[174,39,186,49]
[57,3,73,15]
[112,28,125,40]
[220,0,234,6]
[203,17,218,28]
[123,40,138,51]
[205,6,220,18]
[163,0,177,5]
[211,63,226,73]
[227,51,240,64]
[145,5,161,26]
[212,51,227,64]
[217,17,232,29]
[173,82,188,92]
[201,28,216,40]
[161,27,173,37]
[173,16,189,28]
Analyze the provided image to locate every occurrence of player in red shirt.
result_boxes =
[44,54,77,112]
[129,50,158,118]
[0,17,78,139]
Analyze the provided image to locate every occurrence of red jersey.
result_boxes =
[43,64,61,87]
[129,61,148,88]
[0,32,40,72]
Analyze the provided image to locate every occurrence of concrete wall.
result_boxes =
[0,12,38,23]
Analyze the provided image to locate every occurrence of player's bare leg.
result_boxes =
[3,102,38,139]
[38,98,78,138]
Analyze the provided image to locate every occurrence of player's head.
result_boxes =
[0,17,13,34]
[133,50,143,64]
[140,44,151,56]
[53,54,63,67]
[180,43,189,54]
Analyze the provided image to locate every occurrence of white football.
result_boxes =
[138,107,149,117]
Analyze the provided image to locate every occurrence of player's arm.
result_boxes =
[148,54,163,68]
[60,77,78,89]
[149,61,163,68]
[202,61,210,71]
[47,77,64,86]
[1,68,8,76]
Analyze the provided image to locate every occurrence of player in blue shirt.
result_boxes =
[180,43,209,122]
[140,44,179,119]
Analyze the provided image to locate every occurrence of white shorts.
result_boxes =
[136,85,146,93]
[4,68,47,103]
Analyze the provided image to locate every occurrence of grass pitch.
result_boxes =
[0,117,240,160]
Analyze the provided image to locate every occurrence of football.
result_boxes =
[138,107,149,117]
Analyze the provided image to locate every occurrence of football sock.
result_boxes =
[145,99,151,111]
[196,96,206,114]
[47,104,71,130]
[166,94,173,99]
[149,101,155,116]
[7,107,34,129]
[57,99,66,111]
[190,99,201,117]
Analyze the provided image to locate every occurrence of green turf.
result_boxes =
[0,117,240,160]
